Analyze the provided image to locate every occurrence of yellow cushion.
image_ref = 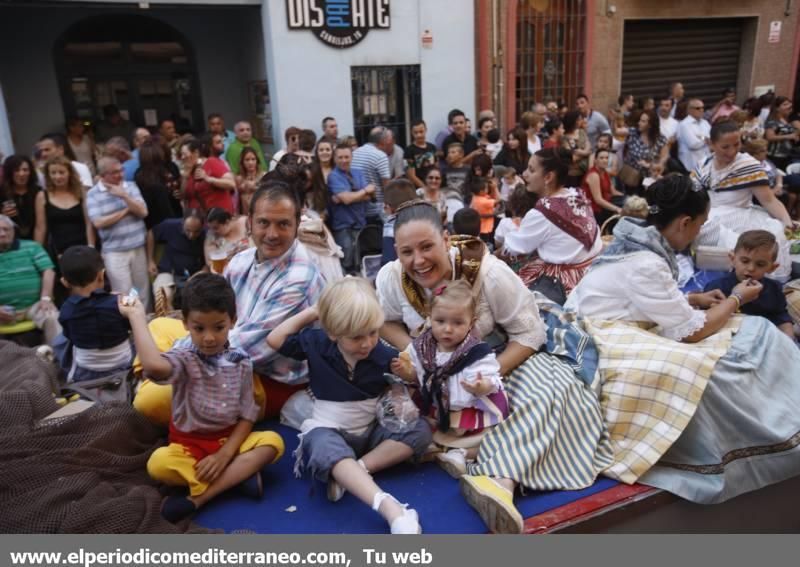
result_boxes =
[0,319,37,335]
[132,317,188,374]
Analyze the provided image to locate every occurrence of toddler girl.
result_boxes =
[391,280,509,478]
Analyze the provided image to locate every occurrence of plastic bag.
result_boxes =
[280,388,315,430]
[377,377,419,433]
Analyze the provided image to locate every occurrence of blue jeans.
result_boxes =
[332,227,360,274]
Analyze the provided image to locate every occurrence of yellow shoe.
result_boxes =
[460,475,524,534]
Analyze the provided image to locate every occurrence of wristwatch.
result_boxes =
[40,295,52,303]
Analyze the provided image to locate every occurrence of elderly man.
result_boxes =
[38,133,94,189]
[133,182,325,423]
[353,126,392,224]
[677,98,711,172]
[225,121,268,175]
[0,215,60,346]
[87,157,150,310]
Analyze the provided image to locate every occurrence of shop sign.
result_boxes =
[286,0,390,48]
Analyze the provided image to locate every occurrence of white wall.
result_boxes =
[262,0,475,144]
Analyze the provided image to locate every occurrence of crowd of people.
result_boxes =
[2,83,800,534]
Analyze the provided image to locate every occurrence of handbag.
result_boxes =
[61,369,136,404]
[618,163,642,188]
[528,274,567,305]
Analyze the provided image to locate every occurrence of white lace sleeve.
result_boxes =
[481,256,547,350]
[628,256,707,341]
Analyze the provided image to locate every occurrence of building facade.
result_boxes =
[0,0,474,157]
[478,0,800,130]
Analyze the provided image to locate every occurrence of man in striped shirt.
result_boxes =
[87,157,150,310]
[352,127,392,224]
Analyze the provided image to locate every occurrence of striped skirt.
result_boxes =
[518,256,595,294]
[467,352,614,491]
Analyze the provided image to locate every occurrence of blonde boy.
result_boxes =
[266,277,431,534]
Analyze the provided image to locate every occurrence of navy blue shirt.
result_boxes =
[327,167,368,232]
[704,272,792,327]
[59,289,131,349]
[278,328,398,402]
[152,218,206,275]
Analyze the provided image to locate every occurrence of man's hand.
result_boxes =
[461,372,496,397]
[148,261,158,277]
[195,451,233,483]
[364,184,376,197]
[107,183,127,198]
[194,167,208,182]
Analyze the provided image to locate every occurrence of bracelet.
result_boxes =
[729,292,742,311]
[40,295,52,303]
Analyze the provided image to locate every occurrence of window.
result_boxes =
[351,65,422,147]
[516,0,586,115]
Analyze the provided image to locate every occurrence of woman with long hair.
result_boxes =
[764,96,798,171]
[561,110,592,187]
[1,155,40,240]
[34,155,94,256]
[236,147,266,215]
[492,127,530,175]
[135,140,180,229]
[621,109,669,193]
[314,139,335,182]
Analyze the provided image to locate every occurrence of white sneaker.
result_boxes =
[372,491,422,534]
[390,506,422,535]
[436,448,467,478]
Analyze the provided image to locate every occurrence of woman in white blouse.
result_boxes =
[376,201,612,533]
[504,147,602,298]
[567,175,800,503]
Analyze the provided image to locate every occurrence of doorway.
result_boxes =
[55,14,202,135]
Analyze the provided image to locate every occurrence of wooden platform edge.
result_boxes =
[523,484,660,534]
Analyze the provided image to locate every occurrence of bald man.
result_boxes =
[224,121,267,175]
